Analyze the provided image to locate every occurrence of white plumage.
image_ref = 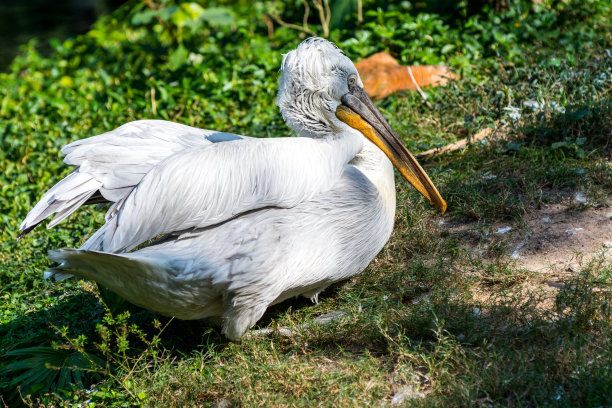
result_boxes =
[20,38,445,340]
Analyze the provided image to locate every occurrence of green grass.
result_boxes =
[1,0,611,406]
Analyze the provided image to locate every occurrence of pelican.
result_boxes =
[20,38,446,340]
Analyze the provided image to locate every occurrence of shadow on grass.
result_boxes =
[0,281,348,404]
[300,256,611,406]
[427,98,612,224]
[1,254,609,407]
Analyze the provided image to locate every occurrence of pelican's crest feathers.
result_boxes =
[277,38,362,138]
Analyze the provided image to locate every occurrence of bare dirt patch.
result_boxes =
[513,204,612,273]
[442,203,612,274]
[443,201,612,316]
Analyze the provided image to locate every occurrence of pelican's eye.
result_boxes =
[347,74,357,86]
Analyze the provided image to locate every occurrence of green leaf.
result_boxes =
[503,141,523,153]
[169,45,189,70]
[330,0,357,31]
[546,57,562,67]
[441,44,455,54]
[158,5,179,22]
[575,137,587,145]
[131,10,158,26]
[551,141,569,149]
[0,346,104,399]
[200,7,235,27]
[180,2,205,20]
[171,3,206,29]
[570,108,590,120]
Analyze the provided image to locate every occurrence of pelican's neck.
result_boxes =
[297,129,396,214]
[305,129,365,178]
[350,137,397,211]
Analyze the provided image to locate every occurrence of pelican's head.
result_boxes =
[277,38,447,212]
[277,38,359,138]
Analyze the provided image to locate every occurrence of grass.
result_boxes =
[1,0,611,406]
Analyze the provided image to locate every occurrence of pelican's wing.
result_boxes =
[19,120,244,238]
[82,134,363,253]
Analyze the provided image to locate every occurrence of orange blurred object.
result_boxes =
[355,52,459,100]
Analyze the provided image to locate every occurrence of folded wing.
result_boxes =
[19,120,242,238]
[82,134,362,253]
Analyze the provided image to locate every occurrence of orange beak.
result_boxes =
[336,85,446,212]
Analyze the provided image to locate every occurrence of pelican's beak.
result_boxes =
[336,84,447,212]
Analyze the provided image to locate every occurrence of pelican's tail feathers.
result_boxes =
[80,223,108,252]
[19,172,103,240]
[79,213,121,253]
[47,249,163,298]
[46,248,217,321]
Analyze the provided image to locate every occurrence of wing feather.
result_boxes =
[82,134,364,253]
[20,120,245,236]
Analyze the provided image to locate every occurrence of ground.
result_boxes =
[445,199,612,272]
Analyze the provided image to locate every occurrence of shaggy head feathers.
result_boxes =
[277,38,362,138]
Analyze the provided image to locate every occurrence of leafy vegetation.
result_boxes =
[1,0,611,406]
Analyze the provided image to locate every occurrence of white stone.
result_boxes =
[494,226,512,235]
[390,386,425,404]
[573,191,587,203]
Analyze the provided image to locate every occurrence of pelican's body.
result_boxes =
[20,38,445,340]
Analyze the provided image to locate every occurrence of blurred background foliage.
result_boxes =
[0,0,126,71]
[0,0,610,404]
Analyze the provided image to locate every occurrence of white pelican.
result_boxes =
[20,38,446,340]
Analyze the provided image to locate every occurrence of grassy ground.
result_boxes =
[1,1,611,406]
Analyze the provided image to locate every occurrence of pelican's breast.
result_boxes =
[269,159,397,303]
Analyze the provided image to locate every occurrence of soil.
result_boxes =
[442,202,612,274]
[441,199,611,310]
